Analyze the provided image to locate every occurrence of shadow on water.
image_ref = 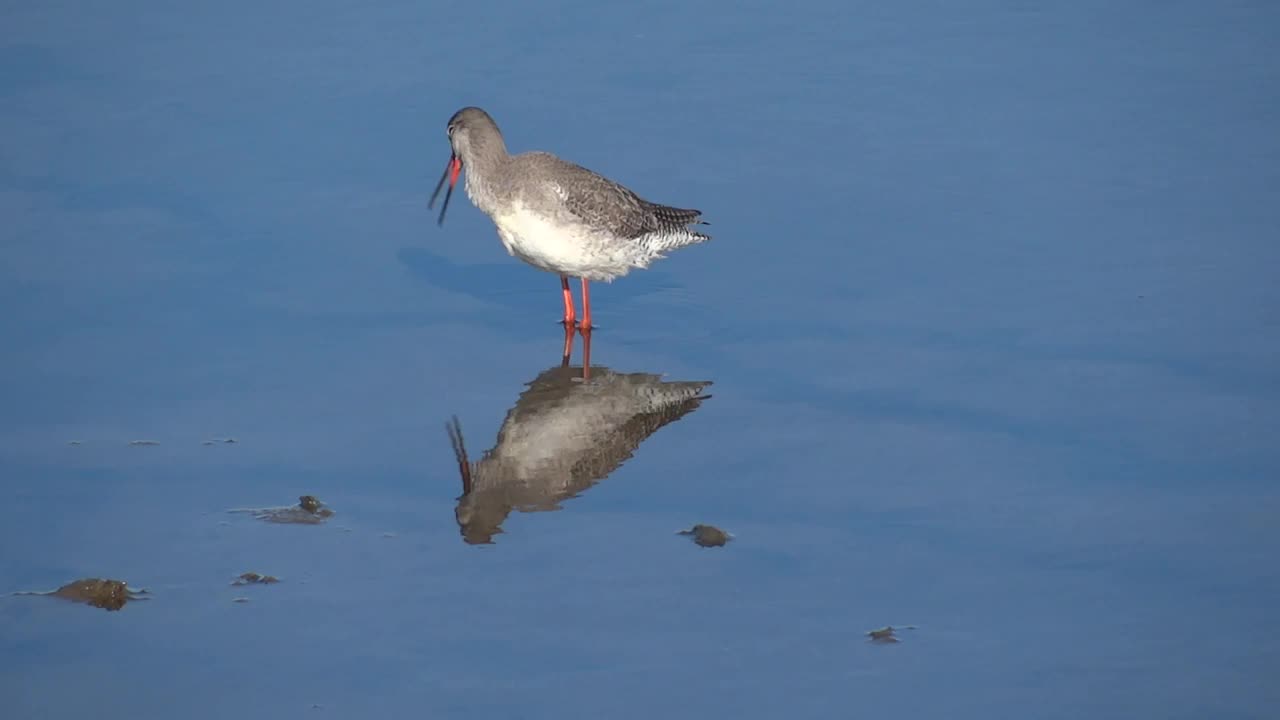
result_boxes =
[444,333,713,545]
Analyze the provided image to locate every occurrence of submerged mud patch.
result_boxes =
[229,495,335,525]
[677,524,733,547]
[10,578,149,611]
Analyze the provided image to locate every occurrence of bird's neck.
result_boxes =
[462,133,509,179]
[461,142,510,214]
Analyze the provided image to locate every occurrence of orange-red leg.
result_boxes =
[579,278,593,332]
[560,275,576,326]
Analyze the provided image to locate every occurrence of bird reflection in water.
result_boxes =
[446,343,712,545]
[562,322,591,379]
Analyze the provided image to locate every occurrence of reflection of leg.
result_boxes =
[561,323,575,367]
[579,278,593,332]
[581,326,592,381]
[560,275,576,326]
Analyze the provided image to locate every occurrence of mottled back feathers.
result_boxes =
[514,152,710,243]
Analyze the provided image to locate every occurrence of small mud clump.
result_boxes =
[10,578,149,611]
[230,495,335,525]
[231,572,279,586]
[866,625,917,644]
[677,524,733,548]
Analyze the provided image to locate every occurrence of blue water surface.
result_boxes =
[2,1,1278,718]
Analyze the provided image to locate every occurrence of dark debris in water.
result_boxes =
[677,524,733,548]
[10,578,150,611]
[229,495,335,525]
[128,440,160,446]
[866,625,918,644]
[231,572,279,586]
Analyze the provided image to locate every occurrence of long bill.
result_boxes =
[428,154,463,227]
[446,415,473,496]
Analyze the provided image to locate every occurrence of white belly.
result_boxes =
[491,203,634,281]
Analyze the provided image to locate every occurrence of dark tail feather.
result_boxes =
[648,203,707,228]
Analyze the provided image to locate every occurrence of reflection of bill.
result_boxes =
[446,365,712,545]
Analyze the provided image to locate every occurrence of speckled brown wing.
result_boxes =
[524,152,708,240]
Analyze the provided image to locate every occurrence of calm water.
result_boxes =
[2,1,1278,718]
